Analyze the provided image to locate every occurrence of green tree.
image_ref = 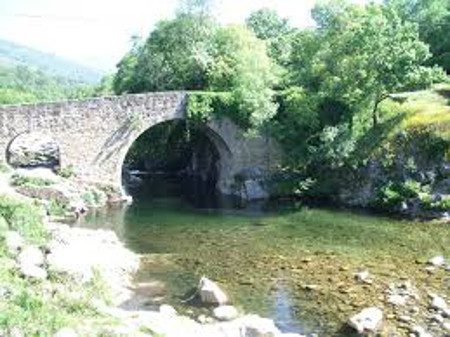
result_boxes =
[246,8,296,70]
[292,1,445,127]
[386,0,450,72]
[208,25,279,127]
[113,13,217,93]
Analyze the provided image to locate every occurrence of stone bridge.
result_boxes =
[0,92,279,198]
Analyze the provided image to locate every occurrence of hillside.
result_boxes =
[0,39,103,84]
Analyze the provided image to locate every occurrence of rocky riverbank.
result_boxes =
[0,164,309,337]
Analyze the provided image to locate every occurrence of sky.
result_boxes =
[0,0,370,72]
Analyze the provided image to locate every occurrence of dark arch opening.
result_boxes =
[121,120,223,207]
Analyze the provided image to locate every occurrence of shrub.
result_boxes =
[55,166,76,179]
[0,195,47,243]
[375,179,430,211]
[10,174,54,188]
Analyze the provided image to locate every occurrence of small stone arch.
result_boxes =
[6,132,60,169]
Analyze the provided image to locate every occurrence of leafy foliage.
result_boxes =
[114,11,278,130]
[387,0,450,73]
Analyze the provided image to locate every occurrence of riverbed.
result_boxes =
[77,177,450,336]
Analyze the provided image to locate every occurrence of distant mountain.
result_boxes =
[0,39,104,83]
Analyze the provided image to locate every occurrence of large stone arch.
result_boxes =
[0,92,280,197]
[115,117,234,192]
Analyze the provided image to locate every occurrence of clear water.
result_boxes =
[78,176,450,336]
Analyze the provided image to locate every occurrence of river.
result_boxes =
[77,176,450,336]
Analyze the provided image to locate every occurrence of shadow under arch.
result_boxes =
[118,118,233,196]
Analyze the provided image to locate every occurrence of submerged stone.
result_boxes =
[348,307,383,333]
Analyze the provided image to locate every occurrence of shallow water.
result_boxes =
[78,177,450,335]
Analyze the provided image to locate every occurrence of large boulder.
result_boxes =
[18,246,45,267]
[17,246,47,280]
[198,277,229,306]
[8,133,59,168]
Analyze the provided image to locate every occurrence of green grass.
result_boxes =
[381,83,450,139]
[0,195,47,244]
[0,194,114,336]
[10,173,55,188]
[0,162,10,174]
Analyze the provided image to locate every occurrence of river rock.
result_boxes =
[240,315,280,337]
[160,304,177,317]
[18,246,44,267]
[198,277,229,305]
[46,224,139,304]
[8,133,59,168]
[213,305,239,321]
[429,256,445,266]
[442,308,450,317]
[5,231,24,254]
[431,295,447,310]
[53,328,78,337]
[388,294,407,306]
[19,263,47,279]
[354,270,370,282]
[348,307,383,333]
[443,322,450,332]
[432,314,444,323]
[411,325,433,337]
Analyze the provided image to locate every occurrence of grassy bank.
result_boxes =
[0,190,112,336]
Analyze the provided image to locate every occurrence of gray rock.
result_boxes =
[354,270,370,282]
[18,246,44,267]
[8,328,24,337]
[443,322,450,332]
[348,307,383,334]
[442,308,450,318]
[411,325,431,337]
[8,132,59,168]
[19,263,47,279]
[240,315,280,337]
[198,277,229,306]
[388,294,407,306]
[431,295,447,311]
[5,231,24,255]
[160,304,177,317]
[432,314,444,324]
[398,315,413,323]
[53,328,78,337]
[213,305,239,321]
[429,256,445,266]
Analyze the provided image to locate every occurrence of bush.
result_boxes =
[10,174,54,188]
[55,166,76,179]
[46,198,68,217]
[375,179,429,211]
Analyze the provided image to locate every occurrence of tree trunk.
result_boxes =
[372,100,380,127]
